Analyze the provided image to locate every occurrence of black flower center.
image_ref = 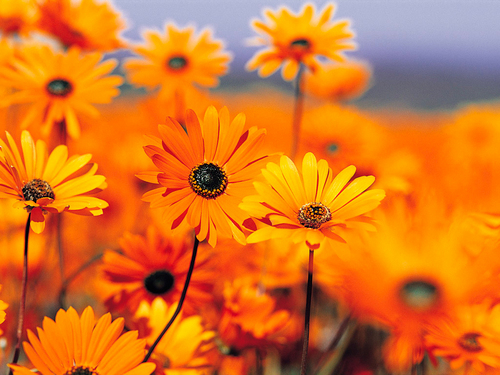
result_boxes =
[290,38,311,49]
[298,202,331,229]
[458,332,483,352]
[46,79,73,97]
[188,162,228,199]
[64,366,97,375]
[167,56,188,70]
[400,280,439,311]
[144,270,175,295]
[22,179,55,202]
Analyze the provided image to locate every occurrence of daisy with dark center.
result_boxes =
[9,306,156,375]
[0,44,122,140]
[240,152,384,375]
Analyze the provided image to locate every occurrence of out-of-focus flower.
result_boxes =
[426,301,500,374]
[246,3,355,80]
[0,44,123,139]
[36,0,125,51]
[124,23,231,105]
[9,306,156,375]
[102,226,215,316]
[0,0,37,36]
[241,152,385,250]
[135,298,215,374]
[303,60,371,101]
[0,130,108,233]
[0,287,7,335]
[140,106,269,247]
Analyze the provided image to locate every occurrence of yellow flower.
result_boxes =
[9,306,156,375]
[246,3,355,80]
[0,130,108,233]
[241,152,385,249]
[0,44,123,139]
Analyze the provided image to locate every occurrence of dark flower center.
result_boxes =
[188,162,228,199]
[298,202,331,229]
[458,332,483,352]
[22,179,55,202]
[167,56,188,70]
[144,270,175,295]
[290,38,311,49]
[327,143,339,154]
[64,366,97,375]
[400,280,439,311]
[46,78,73,97]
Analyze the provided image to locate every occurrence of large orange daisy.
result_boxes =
[36,0,125,52]
[140,105,269,247]
[0,130,108,233]
[9,306,156,375]
[0,44,123,139]
[246,3,355,81]
[241,152,385,250]
[124,23,231,101]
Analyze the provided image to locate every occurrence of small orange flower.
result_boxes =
[36,0,125,51]
[246,3,355,80]
[0,0,37,36]
[0,130,108,233]
[241,152,385,250]
[0,44,123,139]
[9,306,156,375]
[140,106,269,247]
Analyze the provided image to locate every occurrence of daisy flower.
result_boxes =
[140,105,269,247]
[9,306,156,375]
[241,152,385,250]
[36,0,125,52]
[0,130,108,233]
[246,3,355,81]
[0,44,123,139]
[124,23,231,101]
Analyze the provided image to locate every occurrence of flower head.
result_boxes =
[140,106,269,247]
[241,152,385,249]
[0,0,37,36]
[246,3,355,80]
[0,44,123,139]
[124,24,231,100]
[9,306,156,375]
[0,130,108,233]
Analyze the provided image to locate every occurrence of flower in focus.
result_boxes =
[0,0,37,36]
[241,152,385,250]
[36,0,125,51]
[0,130,108,233]
[0,44,123,139]
[124,23,231,102]
[140,105,269,247]
[246,3,355,80]
[9,306,156,375]
[102,226,215,315]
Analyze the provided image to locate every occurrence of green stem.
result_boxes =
[291,63,305,160]
[300,249,314,375]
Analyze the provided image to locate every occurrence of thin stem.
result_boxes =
[143,236,199,362]
[290,63,305,160]
[256,348,263,375]
[57,215,65,293]
[58,252,103,309]
[300,249,314,375]
[10,214,31,370]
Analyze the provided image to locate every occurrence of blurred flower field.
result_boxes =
[0,1,500,375]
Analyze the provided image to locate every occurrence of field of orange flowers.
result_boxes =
[0,1,500,375]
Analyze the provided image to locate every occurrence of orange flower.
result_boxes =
[0,0,37,36]
[36,0,125,51]
[124,24,231,101]
[241,152,385,250]
[9,306,156,375]
[246,3,355,80]
[140,105,269,247]
[0,130,108,233]
[102,226,215,315]
[0,44,123,139]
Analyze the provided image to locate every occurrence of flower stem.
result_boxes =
[10,214,31,371]
[143,236,199,362]
[300,249,314,375]
[291,63,305,160]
